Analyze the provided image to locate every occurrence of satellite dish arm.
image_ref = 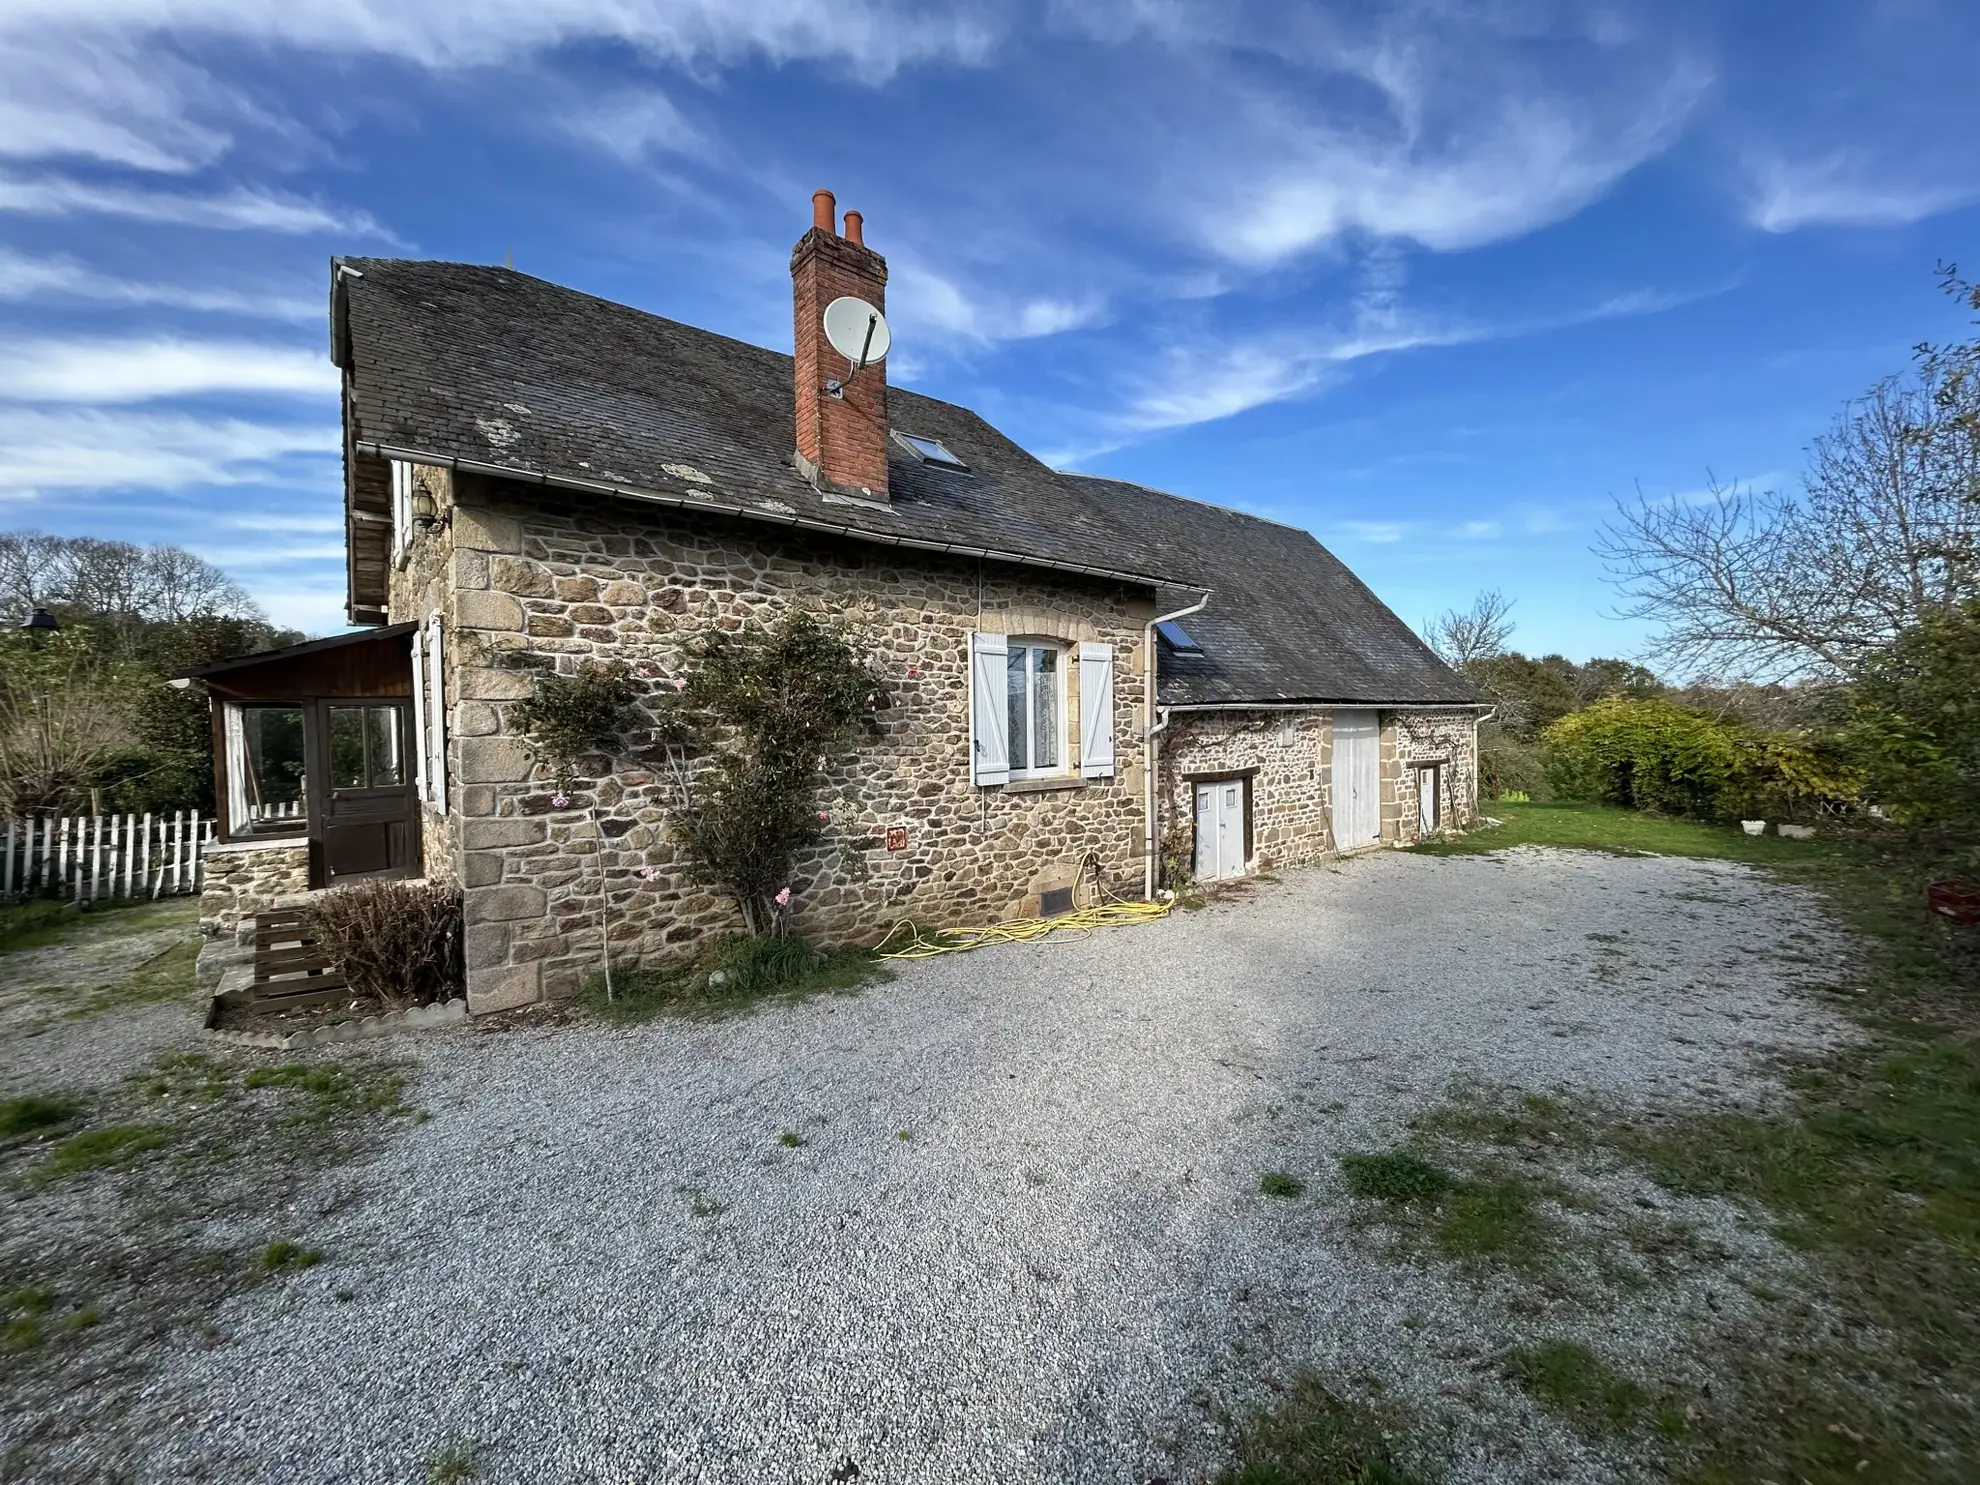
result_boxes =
[855,314,878,373]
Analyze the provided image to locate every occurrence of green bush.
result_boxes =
[1845,600,1980,833]
[1543,696,1856,821]
[1479,728,1550,801]
[1544,697,1738,817]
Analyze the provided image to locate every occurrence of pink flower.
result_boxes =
[634,662,656,677]
[774,886,792,908]
[551,792,570,808]
[908,666,918,678]
[636,865,659,881]
[672,677,687,691]
[817,810,830,822]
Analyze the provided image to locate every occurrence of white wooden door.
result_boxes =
[1417,766,1440,835]
[1193,779,1245,881]
[1331,710,1381,850]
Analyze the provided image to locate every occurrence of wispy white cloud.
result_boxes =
[559,88,710,165]
[1742,149,1977,233]
[1458,520,1502,540]
[0,337,334,403]
[889,259,1106,353]
[220,512,345,533]
[0,407,336,499]
[0,247,318,320]
[1335,519,1408,544]
[0,172,394,237]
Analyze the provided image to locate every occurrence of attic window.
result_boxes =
[1155,620,1203,655]
[895,432,968,470]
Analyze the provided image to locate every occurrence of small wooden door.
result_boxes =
[1331,709,1382,850]
[309,699,420,886]
[1417,765,1441,835]
[1194,778,1246,881]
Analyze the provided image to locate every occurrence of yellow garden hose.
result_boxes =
[875,897,1173,960]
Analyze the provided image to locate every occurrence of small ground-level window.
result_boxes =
[226,704,307,834]
[1005,641,1064,776]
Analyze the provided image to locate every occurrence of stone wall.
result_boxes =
[1385,710,1481,840]
[1162,706,1480,879]
[198,838,311,938]
[388,462,462,888]
[1158,711,1335,878]
[442,475,1154,1012]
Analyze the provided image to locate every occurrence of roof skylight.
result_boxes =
[1155,619,1203,655]
[895,432,969,470]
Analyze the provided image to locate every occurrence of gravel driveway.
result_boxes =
[140,847,1852,1485]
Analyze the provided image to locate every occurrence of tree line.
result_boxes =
[0,534,296,817]
[1428,268,1979,846]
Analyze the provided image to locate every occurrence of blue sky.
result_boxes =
[0,1,1975,659]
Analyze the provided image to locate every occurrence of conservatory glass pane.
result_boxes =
[239,707,306,827]
[367,706,403,786]
[327,706,368,789]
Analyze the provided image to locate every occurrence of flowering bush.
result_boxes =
[509,659,644,791]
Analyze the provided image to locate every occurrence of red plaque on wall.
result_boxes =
[886,826,907,852]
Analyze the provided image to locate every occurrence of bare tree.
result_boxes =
[1597,370,1980,680]
[1425,588,1517,670]
[0,531,260,626]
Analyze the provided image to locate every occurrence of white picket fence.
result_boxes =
[1,811,215,903]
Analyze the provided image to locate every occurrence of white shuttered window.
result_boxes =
[969,632,1009,786]
[1077,641,1115,778]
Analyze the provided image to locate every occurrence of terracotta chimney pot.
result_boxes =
[843,210,864,246]
[811,188,836,234]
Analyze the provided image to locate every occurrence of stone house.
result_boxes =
[192,190,1486,1012]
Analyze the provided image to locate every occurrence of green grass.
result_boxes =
[1259,1171,1305,1198]
[777,1129,806,1148]
[423,1441,478,1483]
[1220,1372,1427,1485]
[259,1239,323,1272]
[240,1060,410,1126]
[0,895,188,956]
[1339,1152,1454,1203]
[1503,1340,1649,1438]
[32,1123,172,1182]
[66,937,201,1019]
[1410,797,1980,1483]
[0,1094,82,1138]
[1411,798,1841,865]
[2,1286,54,1352]
[582,933,888,1023]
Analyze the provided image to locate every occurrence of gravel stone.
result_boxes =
[136,848,1853,1484]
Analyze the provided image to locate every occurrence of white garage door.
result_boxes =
[1331,709,1381,850]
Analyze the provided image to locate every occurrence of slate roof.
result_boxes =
[332,259,1181,588]
[331,258,1481,709]
[1068,476,1485,707]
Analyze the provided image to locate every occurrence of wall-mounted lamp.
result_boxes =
[410,487,438,528]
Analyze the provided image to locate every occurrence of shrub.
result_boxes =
[1479,727,1550,801]
[303,879,463,1007]
[509,659,643,791]
[582,932,882,1022]
[1544,697,1739,817]
[651,612,883,936]
[1845,600,1980,833]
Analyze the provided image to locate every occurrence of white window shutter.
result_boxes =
[969,631,1008,786]
[425,615,448,814]
[390,460,412,560]
[1078,641,1116,778]
[409,628,429,802]
[222,704,249,835]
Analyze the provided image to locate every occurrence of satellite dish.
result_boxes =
[822,295,890,370]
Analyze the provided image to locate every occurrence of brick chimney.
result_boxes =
[792,188,890,500]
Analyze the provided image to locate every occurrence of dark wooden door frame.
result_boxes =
[303,697,421,889]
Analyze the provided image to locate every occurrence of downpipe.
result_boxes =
[1142,591,1211,901]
